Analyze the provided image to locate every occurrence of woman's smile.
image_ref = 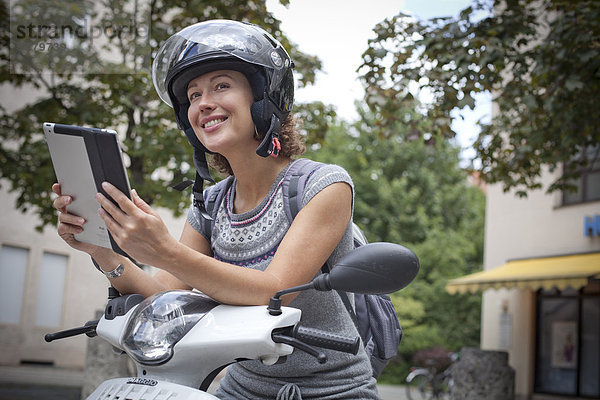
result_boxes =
[201,116,229,132]
[202,117,227,129]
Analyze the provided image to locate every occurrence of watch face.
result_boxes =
[106,263,124,278]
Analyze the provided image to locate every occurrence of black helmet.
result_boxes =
[152,19,295,217]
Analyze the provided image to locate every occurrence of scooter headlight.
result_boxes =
[122,290,219,365]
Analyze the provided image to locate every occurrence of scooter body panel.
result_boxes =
[96,306,138,349]
[87,377,218,399]
[135,304,301,388]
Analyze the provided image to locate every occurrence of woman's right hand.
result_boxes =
[52,183,105,255]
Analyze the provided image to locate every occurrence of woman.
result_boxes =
[52,19,379,399]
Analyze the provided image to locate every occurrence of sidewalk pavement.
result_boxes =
[0,365,408,399]
[378,383,409,400]
[0,365,83,387]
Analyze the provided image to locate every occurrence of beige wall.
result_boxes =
[0,18,194,369]
[484,168,600,269]
[0,184,187,369]
[0,186,105,367]
[481,166,600,396]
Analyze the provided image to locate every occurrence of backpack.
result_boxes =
[199,158,402,378]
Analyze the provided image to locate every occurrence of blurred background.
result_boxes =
[1,0,598,399]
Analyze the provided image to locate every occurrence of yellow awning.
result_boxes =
[446,252,600,294]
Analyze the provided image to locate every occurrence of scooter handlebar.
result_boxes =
[292,326,360,355]
[44,320,98,342]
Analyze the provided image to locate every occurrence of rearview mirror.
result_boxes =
[314,242,419,294]
[268,242,419,315]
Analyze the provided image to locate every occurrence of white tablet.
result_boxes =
[43,122,131,258]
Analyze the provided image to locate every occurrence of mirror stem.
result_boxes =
[311,274,331,291]
[267,281,321,316]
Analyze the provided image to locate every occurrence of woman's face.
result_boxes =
[186,70,255,155]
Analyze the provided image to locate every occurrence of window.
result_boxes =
[35,252,68,327]
[535,287,600,397]
[563,145,600,205]
[0,245,29,324]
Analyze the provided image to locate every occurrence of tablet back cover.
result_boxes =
[44,122,130,258]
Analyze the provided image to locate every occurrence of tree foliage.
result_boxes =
[0,0,324,229]
[360,0,600,196]
[307,100,485,382]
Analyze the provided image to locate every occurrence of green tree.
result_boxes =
[307,101,485,382]
[0,0,324,229]
[360,0,600,197]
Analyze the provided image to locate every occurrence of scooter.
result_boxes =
[45,242,419,400]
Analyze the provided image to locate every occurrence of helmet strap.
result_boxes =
[171,146,214,219]
[191,172,212,220]
[256,114,282,157]
[253,89,288,158]
[190,146,214,183]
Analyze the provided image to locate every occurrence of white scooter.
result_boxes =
[45,243,419,400]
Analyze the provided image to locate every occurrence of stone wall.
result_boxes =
[451,347,515,400]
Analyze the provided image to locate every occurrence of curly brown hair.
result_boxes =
[209,113,305,176]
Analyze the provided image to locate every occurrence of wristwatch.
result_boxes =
[103,263,125,279]
[91,258,125,278]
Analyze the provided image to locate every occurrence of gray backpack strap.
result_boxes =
[282,158,325,221]
[201,176,234,243]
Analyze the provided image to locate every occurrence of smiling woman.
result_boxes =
[50,19,379,399]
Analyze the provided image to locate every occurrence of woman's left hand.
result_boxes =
[96,182,175,266]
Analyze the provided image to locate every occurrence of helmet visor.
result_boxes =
[153,20,291,107]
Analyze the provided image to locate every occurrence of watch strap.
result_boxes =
[91,257,125,278]
[104,263,124,278]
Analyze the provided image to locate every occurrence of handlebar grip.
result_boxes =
[44,320,98,342]
[293,326,360,355]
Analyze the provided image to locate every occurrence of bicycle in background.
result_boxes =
[405,352,458,400]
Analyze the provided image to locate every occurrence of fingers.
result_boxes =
[96,183,131,240]
[58,211,85,227]
[56,198,86,236]
[98,206,122,238]
[58,219,83,236]
[96,191,126,221]
[100,182,140,214]
[96,183,162,256]
[57,208,85,240]
[53,194,72,213]
[131,189,154,215]
[52,183,72,213]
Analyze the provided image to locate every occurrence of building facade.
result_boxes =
[0,183,187,370]
[448,163,600,399]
